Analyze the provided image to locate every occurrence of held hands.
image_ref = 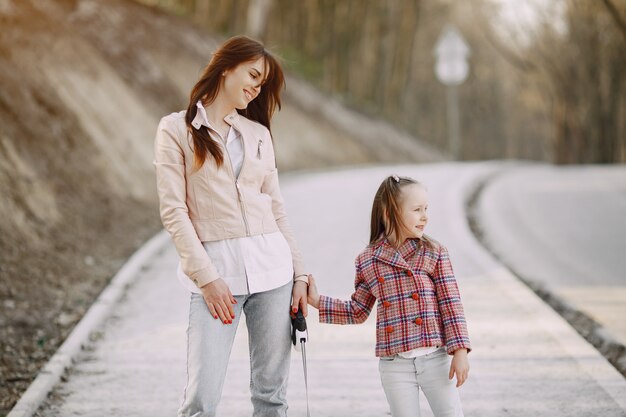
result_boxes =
[449,348,470,387]
[200,278,237,324]
[306,275,320,309]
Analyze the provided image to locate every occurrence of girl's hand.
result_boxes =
[307,275,321,309]
[449,348,470,387]
[200,278,237,324]
[291,281,309,318]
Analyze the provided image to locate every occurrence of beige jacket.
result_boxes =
[154,108,307,289]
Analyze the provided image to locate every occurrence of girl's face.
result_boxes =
[222,57,266,110]
[396,183,429,241]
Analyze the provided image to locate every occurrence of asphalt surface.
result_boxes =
[27,163,626,417]
[474,163,626,349]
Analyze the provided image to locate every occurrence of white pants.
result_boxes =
[379,347,464,417]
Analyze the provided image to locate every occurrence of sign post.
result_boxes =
[434,25,470,159]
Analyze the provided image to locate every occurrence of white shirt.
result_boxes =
[397,346,440,358]
[177,106,294,295]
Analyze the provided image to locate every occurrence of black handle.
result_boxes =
[293,308,307,332]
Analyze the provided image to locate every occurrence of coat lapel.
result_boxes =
[373,239,410,270]
[228,112,253,151]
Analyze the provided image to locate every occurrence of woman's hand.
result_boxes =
[291,281,309,317]
[449,348,470,387]
[200,278,237,324]
[307,275,320,309]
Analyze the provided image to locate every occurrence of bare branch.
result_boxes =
[602,0,626,41]
[469,4,536,73]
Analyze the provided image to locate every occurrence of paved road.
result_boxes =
[34,163,626,417]
[474,164,626,348]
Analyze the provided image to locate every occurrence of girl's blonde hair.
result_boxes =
[369,175,433,248]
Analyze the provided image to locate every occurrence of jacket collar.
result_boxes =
[191,100,241,131]
[373,238,420,270]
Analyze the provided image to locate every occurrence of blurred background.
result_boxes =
[145,0,626,163]
[0,0,624,414]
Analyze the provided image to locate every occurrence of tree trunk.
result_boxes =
[247,0,274,40]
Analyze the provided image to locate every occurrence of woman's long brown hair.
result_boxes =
[185,36,285,171]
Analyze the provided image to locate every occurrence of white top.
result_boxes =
[397,346,440,358]
[177,107,294,295]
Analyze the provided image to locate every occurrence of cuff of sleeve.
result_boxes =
[190,264,220,288]
[446,342,472,355]
[318,295,334,323]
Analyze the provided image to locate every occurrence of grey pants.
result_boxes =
[379,347,464,417]
[178,282,293,417]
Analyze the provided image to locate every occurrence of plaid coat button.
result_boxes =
[386,326,394,333]
[383,301,391,308]
[412,293,419,300]
[378,277,385,283]
[415,317,423,325]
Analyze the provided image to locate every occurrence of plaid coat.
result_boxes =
[319,237,471,357]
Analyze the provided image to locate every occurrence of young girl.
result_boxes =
[154,36,309,417]
[307,175,471,417]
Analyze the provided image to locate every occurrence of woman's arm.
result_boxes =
[154,117,220,287]
[154,117,235,322]
[259,131,309,315]
[260,166,307,281]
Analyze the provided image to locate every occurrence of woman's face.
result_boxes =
[222,57,266,110]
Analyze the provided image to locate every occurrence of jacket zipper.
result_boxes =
[235,180,250,236]
[221,129,250,236]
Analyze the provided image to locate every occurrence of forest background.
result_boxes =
[147,0,626,164]
[1,0,624,414]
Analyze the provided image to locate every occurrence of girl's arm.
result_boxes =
[432,246,472,354]
[306,275,321,308]
[308,265,376,325]
[449,348,470,387]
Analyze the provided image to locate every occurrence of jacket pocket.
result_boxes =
[190,175,215,220]
[243,191,273,226]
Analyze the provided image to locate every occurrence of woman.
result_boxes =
[154,35,309,417]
